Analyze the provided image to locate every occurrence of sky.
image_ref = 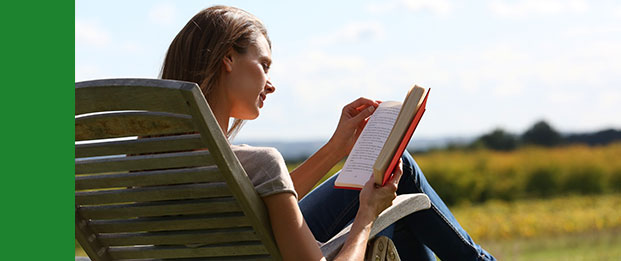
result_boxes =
[76,0,621,142]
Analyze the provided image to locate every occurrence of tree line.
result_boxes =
[468,120,621,151]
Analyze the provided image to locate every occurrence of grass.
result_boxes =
[448,193,621,260]
[452,194,621,241]
[479,229,621,261]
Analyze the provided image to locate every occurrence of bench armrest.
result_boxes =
[320,193,431,259]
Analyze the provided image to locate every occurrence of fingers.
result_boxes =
[346,97,378,110]
[382,159,403,192]
[352,105,376,122]
[390,159,404,185]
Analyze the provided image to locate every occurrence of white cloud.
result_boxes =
[148,2,177,26]
[310,21,385,46]
[563,25,621,37]
[489,0,589,18]
[613,5,621,17]
[247,36,621,139]
[275,51,368,103]
[366,0,453,16]
[75,19,110,47]
[120,41,145,54]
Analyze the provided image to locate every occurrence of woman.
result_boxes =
[161,5,495,261]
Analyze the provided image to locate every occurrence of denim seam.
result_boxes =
[430,202,481,259]
[326,196,358,238]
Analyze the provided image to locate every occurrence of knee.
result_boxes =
[399,152,424,191]
[401,152,420,176]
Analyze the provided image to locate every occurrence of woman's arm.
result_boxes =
[264,161,403,261]
[289,140,346,199]
[263,193,325,260]
[290,98,379,198]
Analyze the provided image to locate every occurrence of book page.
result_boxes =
[335,101,402,189]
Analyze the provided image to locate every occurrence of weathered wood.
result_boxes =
[76,182,231,205]
[181,83,283,260]
[75,111,195,141]
[79,197,241,220]
[111,255,273,261]
[76,133,204,158]
[76,208,113,261]
[75,78,194,115]
[90,213,251,233]
[99,227,258,246]
[75,79,283,260]
[76,166,223,190]
[75,150,214,175]
[107,242,269,259]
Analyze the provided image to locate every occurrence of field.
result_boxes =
[452,194,621,260]
[480,229,621,261]
[76,143,621,259]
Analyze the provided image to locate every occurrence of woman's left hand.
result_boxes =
[329,97,379,158]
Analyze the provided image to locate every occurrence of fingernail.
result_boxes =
[368,106,375,113]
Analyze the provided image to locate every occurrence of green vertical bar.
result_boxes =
[2,1,73,260]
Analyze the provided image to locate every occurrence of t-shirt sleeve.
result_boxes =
[231,145,298,199]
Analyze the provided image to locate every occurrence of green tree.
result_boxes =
[476,128,518,151]
[522,120,562,147]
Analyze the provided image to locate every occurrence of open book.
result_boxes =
[334,85,429,190]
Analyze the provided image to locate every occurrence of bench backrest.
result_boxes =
[75,78,281,260]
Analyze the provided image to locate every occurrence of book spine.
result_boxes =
[381,108,426,185]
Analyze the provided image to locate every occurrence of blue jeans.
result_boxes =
[299,152,496,261]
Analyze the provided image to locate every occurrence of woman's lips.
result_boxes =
[259,93,266,108]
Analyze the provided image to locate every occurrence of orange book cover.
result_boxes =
[380,89,429,186]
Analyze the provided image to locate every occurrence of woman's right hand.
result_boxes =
[358,159,404,218]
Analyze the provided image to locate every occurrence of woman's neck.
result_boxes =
[207,96,231,137]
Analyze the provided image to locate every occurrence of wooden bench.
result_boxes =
[75,78,430,260]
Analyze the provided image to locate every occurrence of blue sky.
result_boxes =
[76,0,621,142]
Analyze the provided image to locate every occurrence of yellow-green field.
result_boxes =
[415,143,621,204]
[453,194,621,260]
[454,194,621,241]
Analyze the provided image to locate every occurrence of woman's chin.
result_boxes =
[238,111,260,120]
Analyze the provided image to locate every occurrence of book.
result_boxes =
[334,85,429,190]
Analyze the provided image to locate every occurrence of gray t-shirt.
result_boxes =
[231,144,298,199]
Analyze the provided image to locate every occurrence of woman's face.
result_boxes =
[223,34,274,120]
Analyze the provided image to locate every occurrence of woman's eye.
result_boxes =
[261,63,270,73]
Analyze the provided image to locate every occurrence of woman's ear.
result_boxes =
[222,49,235,73]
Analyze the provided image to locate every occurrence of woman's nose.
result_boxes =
[265,80,275,94]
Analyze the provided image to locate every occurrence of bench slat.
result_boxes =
[75,150,214,175]
[75,79,193,115]
[75,111,195,141]
[79,198,241,220]
[76,133,205,158]
[76,183,231,205]
[108,242,268,259]
[76,166,223,190]
[99,227,258,246]
[90,213,251,233]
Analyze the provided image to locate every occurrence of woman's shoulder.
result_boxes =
[230,144,284,163]
[230,144,297,199]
